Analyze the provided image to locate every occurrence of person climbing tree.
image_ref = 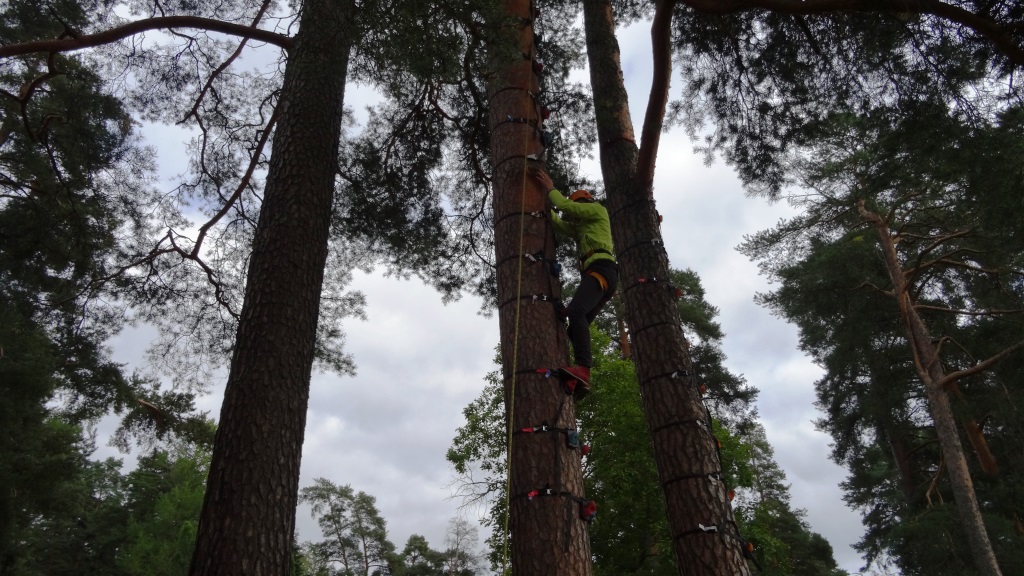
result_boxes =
[534,167,618,398]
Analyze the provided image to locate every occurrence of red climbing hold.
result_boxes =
[579,500,597,522]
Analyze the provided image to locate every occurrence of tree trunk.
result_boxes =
[618,310,632,360]
[189,1,354,574]
[947,383,999,475]
[489,1,592,575]
[883,423,920,500]
[859,201,1003,576]
[582,2,752,574]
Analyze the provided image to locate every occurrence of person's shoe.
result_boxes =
[560,365,590,400]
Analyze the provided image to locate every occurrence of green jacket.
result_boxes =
[548,188,616,269]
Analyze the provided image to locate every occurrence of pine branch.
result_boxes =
[180,0,276,124]
[0,15,293,59]
[937,339,1024,390]
[190,100,281,260]
[914,304,1024,316]
[681,0,1024,67]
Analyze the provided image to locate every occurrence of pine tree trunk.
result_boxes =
[489,1,592,575]
[189,1,354,574]
[582,2,752,574]
[883,423,920,500]
[859,202,1003,576]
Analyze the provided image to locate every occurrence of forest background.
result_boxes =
[94,17,857,571]
[7,0,1021,574]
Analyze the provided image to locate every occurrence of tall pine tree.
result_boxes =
[740,104,1024,575]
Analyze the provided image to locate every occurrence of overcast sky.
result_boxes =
[99,13,870,575]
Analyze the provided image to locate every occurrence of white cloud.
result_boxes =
[296,273,499,551]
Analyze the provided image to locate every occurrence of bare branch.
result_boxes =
[167,231,239,317]
[0,15,293,59]
[938,340,1024,389]
[180,0,276,123]
[913,227,973,258]
[5,52,66,144]
[190,99,281,258]
[914,304,1024,316]
[906,256,999,280]
[853,279,895,297]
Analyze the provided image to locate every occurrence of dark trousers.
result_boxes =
[566,259,618,367]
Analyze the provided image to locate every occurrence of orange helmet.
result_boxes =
[569,189,594,202]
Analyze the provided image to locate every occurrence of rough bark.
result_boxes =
[582,2,752,574]
[489,1,592,575]
[188,0,354,574]
[859,201,1003,576]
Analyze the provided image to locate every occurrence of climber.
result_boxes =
[533,167,618,398]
